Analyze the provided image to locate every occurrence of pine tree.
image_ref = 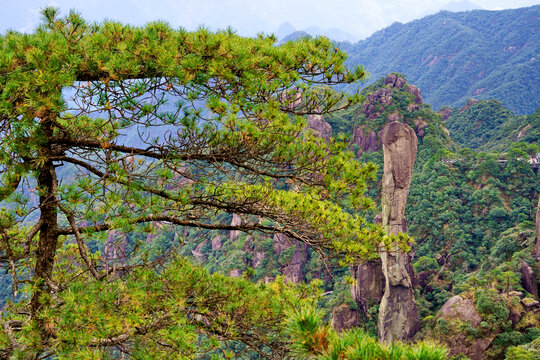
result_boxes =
[0,8,397,358]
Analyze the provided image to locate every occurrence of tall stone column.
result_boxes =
[377,121,420,343]
[535,196,540,261]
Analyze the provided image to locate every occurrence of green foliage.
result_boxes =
[286,308,448,360]
[0,8,392,358]
[340,6,540,114]
[446,100,540,151]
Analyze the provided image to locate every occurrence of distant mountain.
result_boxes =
[276,22,356,43]
[440,1,482,12]
[339,5,540,114]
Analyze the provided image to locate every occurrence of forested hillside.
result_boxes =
[338,5,540,114]
[1,6,539,360]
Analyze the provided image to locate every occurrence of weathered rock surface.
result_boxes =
[378,121,419,343]
[332,303,360,332]
[229,213,245,242]
[352,127,379,156]
[191,241,206,260]
[406,85,422,104]
[459,98,479,112]
[521,261,538,297]
[350,260,385,314]
[307,113,332,141]
[535,196,540,260]
[437,107,452,121]
[211,235,223,251]
[273,233,308,283]
[384,73,406,89]
[438,295,494,360]
[440,295,482,327]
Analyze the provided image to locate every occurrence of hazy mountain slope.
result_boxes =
[340,5,540,114]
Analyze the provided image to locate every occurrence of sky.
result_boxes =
[1,0,539,41]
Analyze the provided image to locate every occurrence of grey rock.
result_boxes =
[378,121,419,343]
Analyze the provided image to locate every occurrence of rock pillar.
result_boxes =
[377,122,420,343]
[535,196,540,261]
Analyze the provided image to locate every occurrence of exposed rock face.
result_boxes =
[273,233,308,283]
[535,197,540,260]
[104,230,128,273]
[440,295,482,327]
[406,85,422,104]
[383,73,406,89]
[252,251,266,268]
[352,127,379,156]
[191,241,206,260]
[307,113,332,141]
[211,235,222,251]
[229,213,245,242]
[438,295,494,360]
[521,261,538,297]
[516,124,531,140]
[437,107,453,121]
[332,303,360,332]
[459,98,479,112]
[351,261,384,315]
[378,121,420,343]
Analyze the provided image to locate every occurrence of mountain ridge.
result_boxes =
[335,5,540,114]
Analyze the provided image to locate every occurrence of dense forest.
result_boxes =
[338,5,540,114]
[0,5,539,360]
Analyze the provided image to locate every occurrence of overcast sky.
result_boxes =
[1,0,539,40]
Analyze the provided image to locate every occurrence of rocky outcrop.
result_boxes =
[352,127,379,156]
[437,107,452,121]
[535,197,540,261]
[191,241,206,260]
[307,113,332,141]
[440,295,482,327]
[521,261,538,297]
[229,213,245,242]
[383,73,406,89]
[377,122,419,343]
[351,261,384,315]
[516,124,531,140]
[406,85,422,104]
[211,235,223,251]
[438,295,494,360]
[104,230,128,272]
[273,233,308,283]
[459,98,479,112]
[332,303,360,332]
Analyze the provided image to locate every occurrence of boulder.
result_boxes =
[521,297,540,310]
[383,74,406,89]
[332,303,360,332]
[406,85,423,104]
[378,122,420,343]
[350,260,385,314]
[438,295,494,360]
[352,127,379,156]
[521,261,538,297]
[307,113,332,141]
[439,295,482,327]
